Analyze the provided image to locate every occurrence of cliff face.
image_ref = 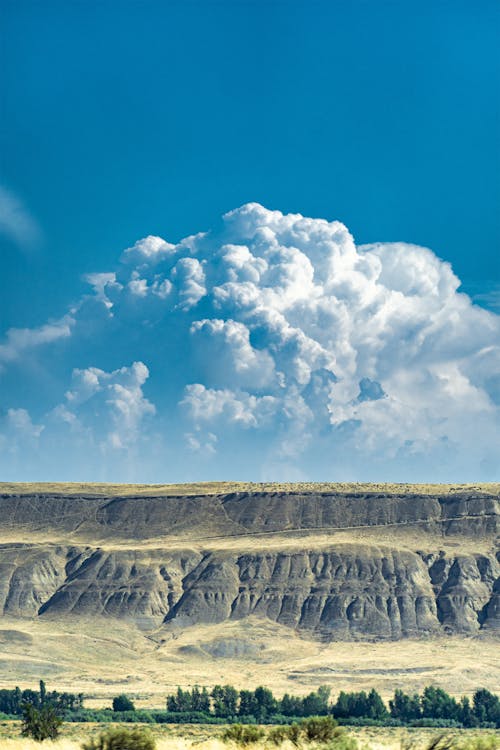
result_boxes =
[0,489,498,539]
[0,487,498,640]
[0,544,498,638]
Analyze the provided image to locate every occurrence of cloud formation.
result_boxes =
[0,203,499,481]
[0,185,41,251]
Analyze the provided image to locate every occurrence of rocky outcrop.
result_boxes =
[0,542,497,638]
[0,489,498,540]
[0,487,498,640]
[165,547,440,639]
[423,551,500,633]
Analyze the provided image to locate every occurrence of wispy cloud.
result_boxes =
[0,184,41,251]
[473,285,500,312]
[0,316,74,367]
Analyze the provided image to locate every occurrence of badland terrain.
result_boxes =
[0,482,498,705]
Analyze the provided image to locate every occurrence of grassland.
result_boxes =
[0,482,499,497]
[0,616,498,705]
[0,723,498,750]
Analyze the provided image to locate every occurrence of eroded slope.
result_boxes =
[0,484,498,640]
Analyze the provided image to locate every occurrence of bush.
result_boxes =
[291,724,306,746]
[112,694,136,712]
[268,726,291,745]
[299,716,340,743]
[82,726,156,750]
[222,724,266,744]
[21,702,62,741]
[267,719,355,748]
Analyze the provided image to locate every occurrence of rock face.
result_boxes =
[0,487,498,640]
[0,488,498,539]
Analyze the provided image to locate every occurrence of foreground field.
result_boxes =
[0,724,498,750]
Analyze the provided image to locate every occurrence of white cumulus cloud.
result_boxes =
[0,203,499,482]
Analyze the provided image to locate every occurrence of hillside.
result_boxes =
[0,482,498,702]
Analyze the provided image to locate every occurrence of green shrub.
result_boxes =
[266,719,355,748]
[267,726,291,745]
[81,726,156,750]
[286,723,302,746]
[299,716,340,743]
[222,724,266,744]
[21,702,62,741]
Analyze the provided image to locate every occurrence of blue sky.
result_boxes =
[0,0,499,482]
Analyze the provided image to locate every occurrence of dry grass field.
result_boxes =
[1,482,499,497]
[0,723,498,750]
[0,615,498,704]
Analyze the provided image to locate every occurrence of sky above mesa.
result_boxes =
[0,0,499,482]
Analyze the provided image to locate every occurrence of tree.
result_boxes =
[112,694,135,712]
[333,690,370,719]
[211,685,238,718]
[332,691,351,719]
[167,687,193,712]
[191,686,211,713]
[459,696,475,728]
[253,686,278,720]
[389,689,421,721]
[302,686,331,716]
[239,690,258,717]
[421,686,459,721]
[280,693,303,717]
[366,689,388,720]
[473,688,500,726]
[21,702,62,741]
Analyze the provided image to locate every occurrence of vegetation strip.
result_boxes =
[2,681,499,730]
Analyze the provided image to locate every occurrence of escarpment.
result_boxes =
[0,484,498,640]
[0,487,498,540]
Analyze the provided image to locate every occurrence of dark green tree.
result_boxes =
[366,689,388,720]
[302,686,330,716]
[421,686,459,721]
[167,687,193,712]
[211,685,238,718]
[239,690,258,717]
[253,686,278,720]
[473,688,500,726]
[112,694,135,712]
[459,696,475,728]
[191,686,210,713]
[333,691,370,719]
[280,693,303,717]
[389,689,421,721]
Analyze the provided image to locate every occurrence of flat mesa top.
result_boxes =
[0,481,499,497]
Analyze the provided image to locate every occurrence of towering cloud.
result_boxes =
[0,203,499,481]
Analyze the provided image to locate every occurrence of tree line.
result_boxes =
[159,684,500,727]
[0,680,83,716]
[1,680,499,728]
